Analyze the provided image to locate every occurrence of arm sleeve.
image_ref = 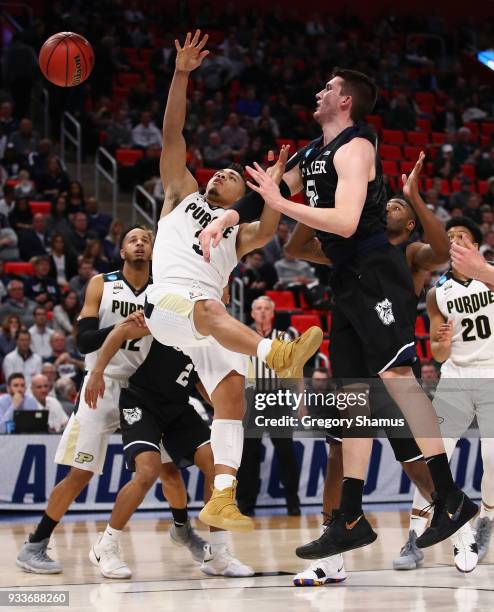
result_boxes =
[230,179,292,223]
[76,317,116,354]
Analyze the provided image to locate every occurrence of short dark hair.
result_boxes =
[445,216,483,246]
[247,248,264,258]
[227,163,247,189]
[120,224,149,248]
[312,367,329,376]
[7,372,24,385]
[332,67,378,122]
[16,329,30,340]
[33,306,47,316]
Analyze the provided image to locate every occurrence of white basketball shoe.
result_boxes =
[89,533,132,579]
[452,524,478,573]
[293,554,346,586]
[200,543,254,577]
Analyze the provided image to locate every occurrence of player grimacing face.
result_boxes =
[121,229,153,264]
[314,76,350,124]
[205,169,246,208]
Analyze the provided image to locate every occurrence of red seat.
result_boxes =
[382,129,405,145]
[416,118,431,132]
[119,73,141,87]
[195,168,216,187]
[29,201,51,215]
[5,262,35,276]
[276,138,296,151]
[481,122,494,136]
[461,164,476,179]
[478,180,488,196]
[400,161,416,174]
[380,144,402,160]
[140,49,153,62]
[406,131,429,146]
[366,115,383,132]
[290,314,322,335]
[297,139,311,148]
[5,179,20,189]
[415,316,427,337]
[319,339,330,358]
[416,338,432,361]
[122,48,139,63]
[116,149,144,166]
[382,160,399,175]
[265,291,296,310]
[424,178,450,195]
[403,146,423,161]
[431,132,446,145]
[415,91,435,106]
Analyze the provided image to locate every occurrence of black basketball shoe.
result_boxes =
[296,511,377,559]
[416,490,478,549]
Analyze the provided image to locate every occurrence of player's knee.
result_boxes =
[159,462,182,485]
[67,467,93,487]
[135,455,161,489]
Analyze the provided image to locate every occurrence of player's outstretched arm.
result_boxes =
[84,320,150,409]
[403,152,450,271]
[160,30,208,216]
[451,239,494,290]
[284,222,331,265]
[426,287,452,363]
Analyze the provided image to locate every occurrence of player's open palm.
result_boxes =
[246,162,283,211]
[175,30,209,72]
[402,151,425,201]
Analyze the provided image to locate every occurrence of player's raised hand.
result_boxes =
[265,144,290,184]
[175,30,209,72]
[245,162,284,211]
[402,151,425,202]
[84,371,106,410]
[451,237,484,279]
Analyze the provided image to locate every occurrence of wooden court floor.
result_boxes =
[1,511,493,611]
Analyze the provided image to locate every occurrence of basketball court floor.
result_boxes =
[1,509,493,611]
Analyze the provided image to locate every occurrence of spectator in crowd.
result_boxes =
[66,212,92,256]
[83,238,111,273]
[483,177,494,207]
[453,127,475,164]
[235,85,262,118]
[220,113,249,159]
[69,258,96,302]
[463,192,482,223]
[237,295,301,516]
[25,256,60,310]
[52,291,79,335]
[10,118,39,156]
[476,147,494,181]
[18,212,50,260]
[54,377,77,418]
[263,221,290,264]
[0,314,21,369]
[28,139,58,184]
[30,374,68,433]
[253,117,278,154]
[432,99,463,133]
[0,101,17,138]
[241,249,278,314]
[103,218,124,264]
[254,105,280,138]
[47,197,71,236]
[425,188,450,224]
[2,329,42,387]
[85,197,112,240]
[13,169,36,199]
[275,251,319,307]
[0,142,24,178]
[203,131,233,168]
[133,146,160,185]
[37,155,70,199]
[2,33,38,119]
[65,181,86,214]
[105,108,133,151]
[421,360,439,399]
[150,40,174,94]
[0,184,16,217]
[41,362,57,396]
[385,93,417,131]
[0,212,19,260]
[242,136,264,167]
[433,144,460,179]
[9,197,32,233]
[450,177,473,210]
[48,233,78,288]
[305,367,333,417]
[28,306,54,359]
[45,331,84,388]
[131,111,162,149]
[0,280,36,326]
[0,372,38,433]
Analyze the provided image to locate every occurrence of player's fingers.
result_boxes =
[191,29,200,45]
[245,165,261,181]
[246,180,261,193]
[174,39,181,52]
[267,150,274,162]
[99,385,105,399]
[213,232,223,248]
[401,173,407,186]
[199,50,209,61]
[197,33,209,50]
[253,161,266,173]
[184,32,191,46]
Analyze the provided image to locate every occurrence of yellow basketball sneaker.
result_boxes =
[199,481,254,532]
[266,326,323,378]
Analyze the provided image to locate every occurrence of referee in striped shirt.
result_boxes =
[237,296,301,516]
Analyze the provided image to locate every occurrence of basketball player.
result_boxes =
[407,217,494,569]
[84,316,254,578]
[145,30,322,533]
[16,227,201,574]
[201,69,477,554]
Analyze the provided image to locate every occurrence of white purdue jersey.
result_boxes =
[84,270,153,378]
[435,269,494,369]
[153,192,239,300]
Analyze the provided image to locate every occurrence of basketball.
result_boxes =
[38,32,94,87]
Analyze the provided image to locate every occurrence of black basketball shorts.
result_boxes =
[120,385,211,471]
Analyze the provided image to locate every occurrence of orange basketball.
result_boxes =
[39,32,94,87]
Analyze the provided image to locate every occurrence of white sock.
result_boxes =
[101,524,122,544]
[211,419,243,471]
[409,514,428,537]
[209,530,229,553]
[256,338,273,363]
[480,502,494,520]
[214,473,235,490]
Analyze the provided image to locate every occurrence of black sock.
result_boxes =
[425,453,456,496]
[171,507,188,527]
[29,513,59,543]
[339,477,364,520]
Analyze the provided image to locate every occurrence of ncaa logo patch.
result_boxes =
[374,298,395,326]
[123,407,142,425]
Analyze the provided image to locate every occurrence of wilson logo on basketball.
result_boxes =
[73,55,82,85]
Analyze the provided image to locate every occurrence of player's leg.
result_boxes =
[193,443,254,577]
[161,454,207,563]
[270,436,301,515]
[236,437,263,516]
[17,378,120,574]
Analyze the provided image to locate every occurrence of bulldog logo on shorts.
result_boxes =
[374,298,395,326]
[123,407,142,425]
